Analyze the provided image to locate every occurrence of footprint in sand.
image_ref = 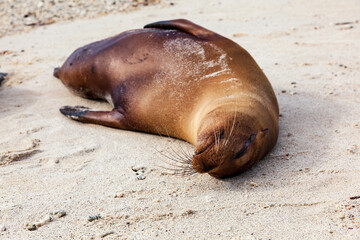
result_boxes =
[0,139,41,166]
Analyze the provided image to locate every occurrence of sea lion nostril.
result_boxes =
[202,161,214,172]
[203,161,210,172]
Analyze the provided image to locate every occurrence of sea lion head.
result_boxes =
[192,112,269,178]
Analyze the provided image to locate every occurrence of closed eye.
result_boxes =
[233,132,257,159]
[234,143,249,159]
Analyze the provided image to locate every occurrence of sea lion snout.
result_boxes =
[192,151,218,173]
[192,116,264,178]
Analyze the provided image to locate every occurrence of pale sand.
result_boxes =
[0,0,359,239]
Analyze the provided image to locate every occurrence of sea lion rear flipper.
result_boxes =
[144,19,219,40]
[60,106,126,129]
[53,67,61,79]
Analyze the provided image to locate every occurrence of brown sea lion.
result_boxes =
[54,19,279,178]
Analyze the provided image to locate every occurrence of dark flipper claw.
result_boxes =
[60,105,91,120]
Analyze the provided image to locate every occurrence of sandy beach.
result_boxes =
[0,0,359,239]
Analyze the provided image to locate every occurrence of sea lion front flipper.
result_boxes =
[144,19,219,40]
[60,106,127,129]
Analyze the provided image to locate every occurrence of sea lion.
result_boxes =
[54,19,279,178]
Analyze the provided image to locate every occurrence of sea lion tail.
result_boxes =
[144,19,220,40]
[53,67,61,79]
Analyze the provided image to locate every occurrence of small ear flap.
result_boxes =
[144,19,219,40]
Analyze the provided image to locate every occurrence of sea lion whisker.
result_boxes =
[160,127,193,164]
[178,167,198,176]
[165,171,193,176]
[157,168,186,176]
[183,145,195,161]
[152,135,190,164]
[213,129,217,153]
[214,129,220,154]
[166,155,192,166]
[168,139,194,164]
[186,171,198,176]
[224,111,237,147]
[178,142,194,160]
[155,147,191,166]
[216,129,223,153]
[157,152,185,166]
[152,127,182,159]
[171,171,197,176]
[171,141,187,159]
[169,167,196,173]
[153,127,192,163]
[165,143,192,164]
[158,146,193,166]
[168,167,197,175]
[153,126,193,165]
[151,144,189,164]
[157,164,195,175]
[157,161,189,171]
[218,133,235,155]
[173,141,193,162]
[156,158,191,172]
